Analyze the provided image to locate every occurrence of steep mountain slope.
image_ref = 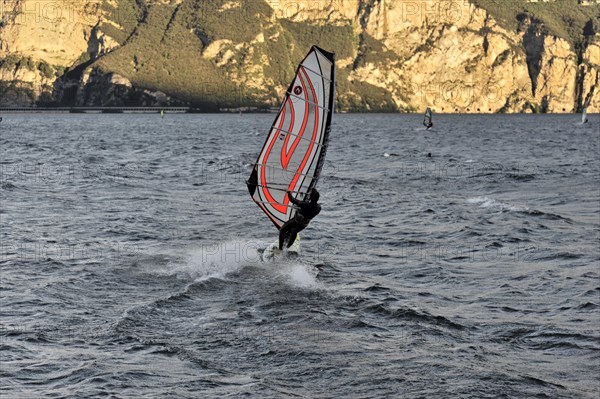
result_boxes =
[0,0,598,112]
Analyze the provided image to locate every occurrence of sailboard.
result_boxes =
[423,107,433,129]
[247,46,335,254]
[261,235,301,261]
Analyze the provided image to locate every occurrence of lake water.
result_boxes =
[1,113,598,398]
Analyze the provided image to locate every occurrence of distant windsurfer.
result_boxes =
[278,189,321,250]
[423,107,433,130]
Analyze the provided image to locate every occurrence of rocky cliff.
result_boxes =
[0,0,598,112]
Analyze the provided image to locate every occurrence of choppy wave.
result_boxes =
[465,196,574,222]
[466,196,528,212]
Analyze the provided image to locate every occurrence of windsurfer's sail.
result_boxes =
[581,95,592,124]
[423,107,433,128]
[247,46,335,229]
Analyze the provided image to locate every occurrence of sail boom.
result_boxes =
[253,201,297,208]
[247,182,311,194]
[288,93,331,112]
[269,127,327,147]
[251,163,319,179]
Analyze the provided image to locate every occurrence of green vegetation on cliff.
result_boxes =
[0,55,59,78]
[2,0,598,111]
[94,0,360,109]
[471,0,599,48]
[99,0,144,44]
[85,0,598,111]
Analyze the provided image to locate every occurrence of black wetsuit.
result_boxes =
[278,192,321,250]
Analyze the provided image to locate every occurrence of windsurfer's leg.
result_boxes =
[286,231,298,248]
[286,225,307,248]
[278,230,286,251]
[279,221,294,250]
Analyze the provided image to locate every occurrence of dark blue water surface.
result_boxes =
[1,113,598,398]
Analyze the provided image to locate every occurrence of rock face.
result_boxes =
[0,0,102,66]
[351,1,535,112]
[0,0,598,112]
[59,68,179,106]
[0,60,53,106]
[580,41,600,111]
[0,0,104,105]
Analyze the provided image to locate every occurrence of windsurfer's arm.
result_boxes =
[287,191,301,206]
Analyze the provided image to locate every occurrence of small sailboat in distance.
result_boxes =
[423,107,433,130]
[580,95,591,125]
[581,106,588,124]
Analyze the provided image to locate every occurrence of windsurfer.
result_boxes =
[423,108,433,129]
[278,189,321,250]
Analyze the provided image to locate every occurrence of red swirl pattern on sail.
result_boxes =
[286,67,319,198]
[261,100,291,214]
